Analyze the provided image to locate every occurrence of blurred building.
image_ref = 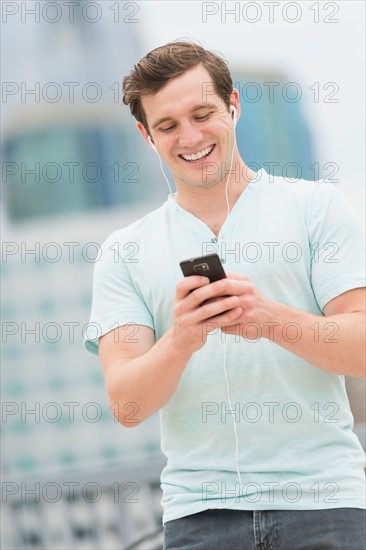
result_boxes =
[1,5,365,548]
[2,4,165,549]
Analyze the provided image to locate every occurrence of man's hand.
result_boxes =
[171,275,244,354]
[217,271,276,340]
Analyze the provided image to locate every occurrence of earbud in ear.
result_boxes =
[148,135,157,153]
[230,106,237,126]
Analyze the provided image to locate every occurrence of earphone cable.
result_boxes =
[152,108,242,506]
[216,110,242,509]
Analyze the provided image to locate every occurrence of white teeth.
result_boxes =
[181,145,214,161]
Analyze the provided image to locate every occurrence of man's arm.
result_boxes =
[219,275,366,378]
[99,324,193,428]
[263,287,366,378]
[99,275,243,427]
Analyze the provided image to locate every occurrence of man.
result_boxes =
[84,41,366,549]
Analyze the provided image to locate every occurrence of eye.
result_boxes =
[195,113,211,121]
[159,125,176,133]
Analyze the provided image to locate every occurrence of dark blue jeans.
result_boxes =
[163,508,366,550]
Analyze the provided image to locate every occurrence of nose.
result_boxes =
[178,121,203,149]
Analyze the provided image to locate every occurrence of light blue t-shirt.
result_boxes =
[84,169,366,524]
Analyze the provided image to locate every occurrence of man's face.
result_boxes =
[137,64,240,191]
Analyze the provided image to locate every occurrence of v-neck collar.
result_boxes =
[166,168,262,240]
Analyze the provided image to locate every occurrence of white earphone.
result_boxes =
[230,105,237,127]
[146,103,241,505]
[148,135,158,153]
[147,133,174,196]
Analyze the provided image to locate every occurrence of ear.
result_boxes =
[135,120,151,147]
[229,88,241,122]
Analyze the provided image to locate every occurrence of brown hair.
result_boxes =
[122,40,233,134]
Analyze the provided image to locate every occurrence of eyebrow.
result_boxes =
[151,103,218,130]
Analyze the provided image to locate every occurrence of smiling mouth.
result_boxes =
[178,144,215,163]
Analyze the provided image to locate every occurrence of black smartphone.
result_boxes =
[179,253,226,282]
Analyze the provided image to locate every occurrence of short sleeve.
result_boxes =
[308,181,365,312]
[83,232,155,356]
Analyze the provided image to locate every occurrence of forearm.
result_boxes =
[108,326,192,427]
[263,302,366,378]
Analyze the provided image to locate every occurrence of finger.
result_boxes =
[175,276,210,300]
[193,295,241,323]
[203,306,243,327]
[221,324,239,332]
[191,279,249,305]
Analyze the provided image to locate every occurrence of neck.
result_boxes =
[173,161,256,219]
